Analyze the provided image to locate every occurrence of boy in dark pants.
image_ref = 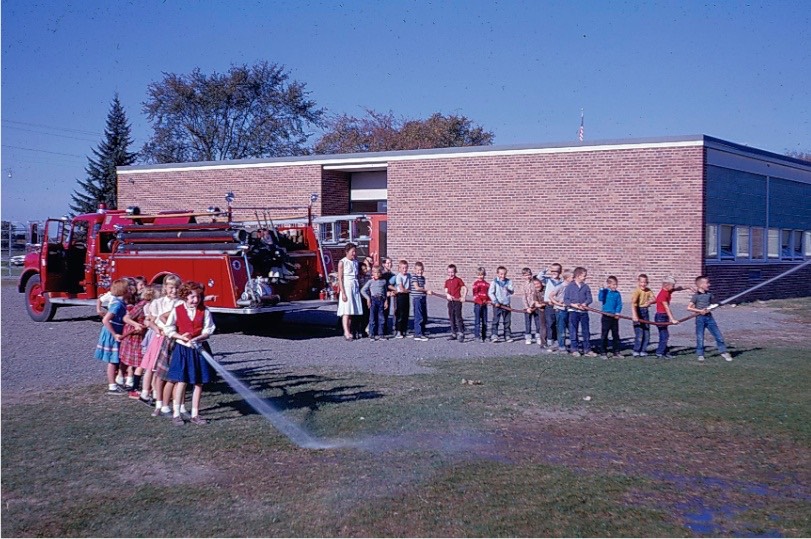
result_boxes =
[472,267,490,342]
[381,257,395,335]
[393,260,411,338]
[410,262,429,341]
[564,266,597,357]
[444,264,467,342]
[360,265,389,340]
[687,276,733,362]
[598,276,623,358]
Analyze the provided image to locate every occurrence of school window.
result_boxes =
[781,229,793,259]
[805,231,811,257]
[768,228,780,259]
[751,227,765,259]
[792,230,803,259]
[719,225,734,259]
[735,227,750,258]
[705,224,718,258]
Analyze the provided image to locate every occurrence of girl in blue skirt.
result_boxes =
[164,281,216,425]
[95,279,133,394]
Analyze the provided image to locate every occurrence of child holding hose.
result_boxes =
[687,276,733,362]
[164,281,216,425]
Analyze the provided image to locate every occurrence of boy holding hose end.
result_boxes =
[687,276,733,362]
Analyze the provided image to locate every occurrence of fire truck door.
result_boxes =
[42,219,67,292]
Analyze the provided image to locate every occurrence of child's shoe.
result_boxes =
[458,333,465,343]
[584,351,598,357]
[632,351,640,357]
[490,336,500,343]
[107,385,127,395]
[394,332,404,339]
[697,355,705,362]
[721,352,733,362]
[448,334,457,341]
[172,416,185,426]
[128,390,141,399]
[571,351,581,357]
[525,335,532,345]
[190,415,209,425]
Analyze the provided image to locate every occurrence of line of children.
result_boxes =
[342,259,735,361]
[92,274,217,425]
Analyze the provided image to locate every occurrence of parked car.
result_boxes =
[9,255,26,266]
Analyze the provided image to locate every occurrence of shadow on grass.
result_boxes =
[215,311,341,340]
[204,359,384,420]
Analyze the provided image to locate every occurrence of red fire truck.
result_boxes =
[18,199,337,322]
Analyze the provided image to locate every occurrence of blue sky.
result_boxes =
[2,0,809,221]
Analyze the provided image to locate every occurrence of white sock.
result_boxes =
[115,375,124,385]
[172,404,181,418]
[141,389,149,399]
[191,407,199,418]
[161,405,171,414]
[108,383,117,391]
[126,376,134,386]
[180,404,188,414]
[155,400,163,410]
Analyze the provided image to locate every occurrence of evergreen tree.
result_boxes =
[70,94,137,213]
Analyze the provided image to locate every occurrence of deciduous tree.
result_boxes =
[70,94,137,214]
[141,62,323,163]
[313,109,494,154]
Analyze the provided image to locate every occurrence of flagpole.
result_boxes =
[578,108,584,143]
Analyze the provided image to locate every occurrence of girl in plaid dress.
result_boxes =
[94,279,130,395]
[120,286,152,398]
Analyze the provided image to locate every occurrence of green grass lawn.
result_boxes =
[3,347,810,537]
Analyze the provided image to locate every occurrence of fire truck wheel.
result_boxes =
[24,275,57,322]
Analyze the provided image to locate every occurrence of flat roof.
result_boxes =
[118,134,811,174]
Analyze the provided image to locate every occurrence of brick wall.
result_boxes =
[118,146,711,297]
[705,263,811,301]
[387,146,707,296]
[320,170,350,216]
[117,164,326,220]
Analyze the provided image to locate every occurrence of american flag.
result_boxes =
[577,109,584,142]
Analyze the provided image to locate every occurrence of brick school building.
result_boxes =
[118,135,811,301]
